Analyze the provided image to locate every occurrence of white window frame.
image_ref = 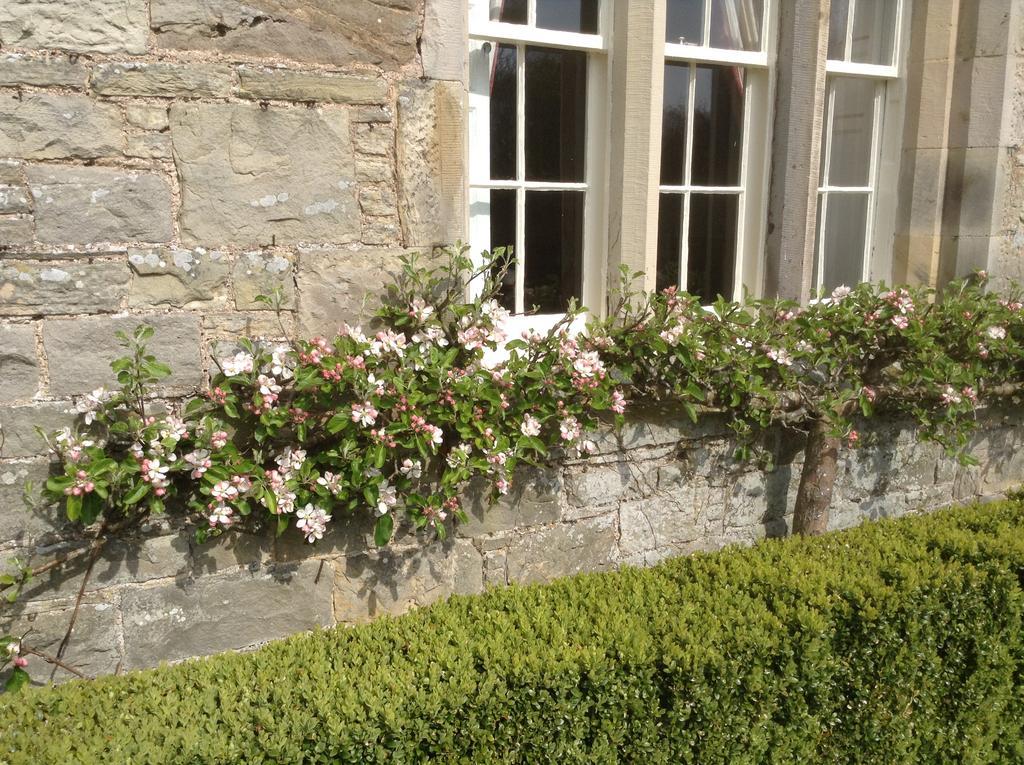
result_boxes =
[659,0,777,302]
[467,0,610,328]
[815,0,910,291]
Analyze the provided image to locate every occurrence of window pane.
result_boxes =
[524,191,584,313]
[656,193,684,291]
[709,0,763,51]
[536,0,600,34]
[851,0,896,66]
[818,192,869,290]
[660,63,690,186]
[487,43,517,181]
[525,47,587,182]
[688,193,737,302]
[827,0,850,61]
[825,77,875,187]
[691,65,745,187]
[491,0,527,24]
[666,0,705,44]
[473,188,516,311]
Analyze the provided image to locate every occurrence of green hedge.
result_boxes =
[2,501,1023,764]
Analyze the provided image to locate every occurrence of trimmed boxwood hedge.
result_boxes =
[2,500,1024,764]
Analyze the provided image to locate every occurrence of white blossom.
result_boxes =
[221,352,254,377]
[521,414,542,437]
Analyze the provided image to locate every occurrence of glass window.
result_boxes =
[816,0,904,292]
[656,62,746,303]
[827,0,897,66]
[666,0,764,51]
[468,1,606,315]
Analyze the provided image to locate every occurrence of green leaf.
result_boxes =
[277,515,290,537]
[326,413,350,434]
[80,492,103,525]
[4,667,29,693]
[374,514,394,547]
[123,482,150,505]
[65,493,83,522]
[185,398,206,416]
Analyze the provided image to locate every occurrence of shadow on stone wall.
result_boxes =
[3,406,1023,684]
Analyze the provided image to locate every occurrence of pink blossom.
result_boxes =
[351,401,379,427]
[560,416,581,442]
[986,326,1007,340]
[211,431,229,450]
[831,285,852,300]
[940,385,962,406]
[296,503,332,543]
[891,314,910,330]
[610,390,627,415]
[521,414,542,437]
[211,480,239,502]
[221,352,254,377]
[208,504,233,528]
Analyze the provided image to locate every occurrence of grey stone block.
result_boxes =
[618,492,705,557]
[396,79,466,247]
[0,183,31,215]
[565,462,637,509]
[236,67,388,104]
[0,94,123,161]
[150,0,421,68]
[422,0,467,81]
[125,133,173,160]
[171,102,359,247]
[354,123,395,157]
[0,0,148,54]
[0,324,39,401]
[460,467,563,536]
[124,104,170,132]
[504,513,618,585]
[28,166,173,245]
[295,247,403,336]
[334,538,482,623]
[0,402,73,458]
[121,560,334,669]
[356,154,395,184]
[21,532,192,602]
[358,185,398,217]
[0,259,130,316]
[129,247,231,307]
[0,215,33,247]
[0,599,121,684]
[0,53,88,88]
[0,460,60,544]
[233,251,295,310]
[44,313,202,396]
[91,61,234,98]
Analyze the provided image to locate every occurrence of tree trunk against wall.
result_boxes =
[793,418,840,535]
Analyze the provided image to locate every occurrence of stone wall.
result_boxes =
[2,406,1023,683]
[1,0,1023,684]
[0,0,464,551]
[0,0,467,454]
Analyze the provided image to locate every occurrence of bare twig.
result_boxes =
[23,645,87,679]
[50,521,108,683]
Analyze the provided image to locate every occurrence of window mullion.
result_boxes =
[515,43,527,314]
[845,0,856,62]
[527,0,537,28]
[862,81,885,281]
[679,62,697,292]
[701,0,712,47]
[820,80,836,189]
